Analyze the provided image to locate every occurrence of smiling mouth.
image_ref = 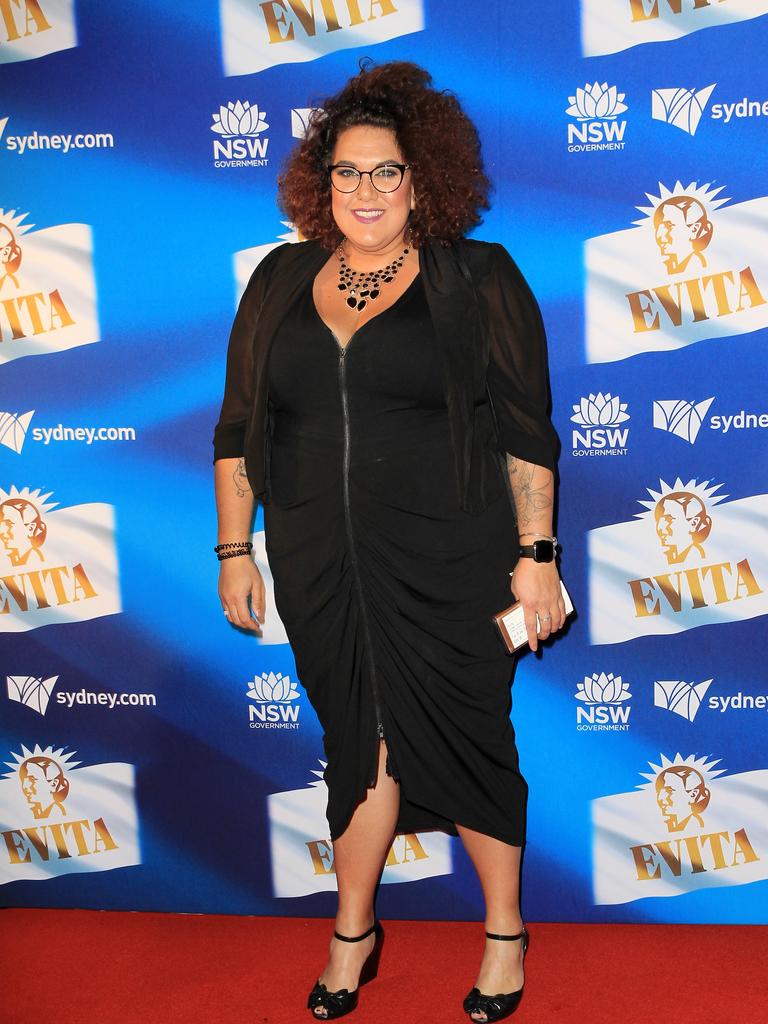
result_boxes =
[351,209,385,221]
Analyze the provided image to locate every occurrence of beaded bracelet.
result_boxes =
[215,541,253,562]
[217,548,253,561]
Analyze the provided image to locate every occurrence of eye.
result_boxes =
[374,165,398,179]
[334,167,358,178]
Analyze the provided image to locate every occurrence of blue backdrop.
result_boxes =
[1,0,767,923]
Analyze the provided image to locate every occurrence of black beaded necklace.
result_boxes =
[336,244,410,312]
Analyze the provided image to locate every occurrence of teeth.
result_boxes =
[355,210,383,219]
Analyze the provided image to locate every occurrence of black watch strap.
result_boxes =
[518,539,556,563]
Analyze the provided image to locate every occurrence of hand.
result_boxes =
[509,559,566,652]
[218,557,265,634]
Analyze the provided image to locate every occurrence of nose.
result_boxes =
[355,172,376,199]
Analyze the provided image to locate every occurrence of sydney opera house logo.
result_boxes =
[6,674,59,715]
[0,0,77,64]
[588,476,768,644]
[220,0,424,76]
[0,410,34,454]
[652,85,716,136]
[653,398,714,444]
[592,753,768,905]
[585,180,768,364]
[654,678,713,722]
[581,0,768,58]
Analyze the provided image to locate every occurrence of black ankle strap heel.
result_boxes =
[333,922,378,943]
[462,925,529,1022]
[307,921,383,1020]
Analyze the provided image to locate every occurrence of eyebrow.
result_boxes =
[331,159,402,167]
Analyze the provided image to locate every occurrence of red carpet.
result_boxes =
[1,911,766,1024]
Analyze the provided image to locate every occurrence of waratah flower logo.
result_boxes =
[211,101,269,138]
[247,671,299,703]
[571,393,630,427]
[566,83,628,121]
[575,672,632,705]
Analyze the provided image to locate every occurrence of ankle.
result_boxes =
[484,917,524,937]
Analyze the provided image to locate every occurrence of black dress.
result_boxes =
[263,273,527,845]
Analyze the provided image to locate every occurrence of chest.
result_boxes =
[312,257,421,349]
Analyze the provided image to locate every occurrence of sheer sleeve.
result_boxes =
[477,243,560,471]
[212,244,287,462]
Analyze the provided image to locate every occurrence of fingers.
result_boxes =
[219,564,265,634]
[524,612,539,653]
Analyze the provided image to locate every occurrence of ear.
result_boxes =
[410,185,416,212]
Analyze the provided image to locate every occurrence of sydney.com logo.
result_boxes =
[0,116,114,155]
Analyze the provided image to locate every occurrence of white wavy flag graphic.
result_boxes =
[268,764,452,897]
[586,190,768,364]
[0,0,76,64]
[593,760,768,905]
[588,485,768,645]
[220,0,424,76]
[0,753,140,884]
[0,493,121,633]
[582,0,768,58]
[0,219,99,366]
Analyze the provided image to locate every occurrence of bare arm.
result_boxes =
[214,457,265,632]
[506,454,565,651]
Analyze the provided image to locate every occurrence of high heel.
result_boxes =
[307,920,384,1020]
[462,926,529,1023]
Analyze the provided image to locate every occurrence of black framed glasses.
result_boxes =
[328,162,411,194]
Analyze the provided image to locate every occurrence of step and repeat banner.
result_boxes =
[1,1,766,923]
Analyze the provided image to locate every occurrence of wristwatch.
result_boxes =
[518,537,558,563]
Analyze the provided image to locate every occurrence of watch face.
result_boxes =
[533,540,554,563]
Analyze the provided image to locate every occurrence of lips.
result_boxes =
[351,208,385,222]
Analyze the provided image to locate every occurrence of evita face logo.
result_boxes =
[589,476,768,645]
[585,180,768,364]
[575,672,632,731]
[247,671,300,730]
[0,485,120,633]
[211,101,269,169]
[0,207,99,366]
[0,744,141,884]
[592,753,768,906]
[566,82,628,153]
[571,392,630,457]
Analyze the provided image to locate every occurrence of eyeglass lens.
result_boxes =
[330,165,405,193]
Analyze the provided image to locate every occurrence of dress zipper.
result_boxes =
[332,331,386,771]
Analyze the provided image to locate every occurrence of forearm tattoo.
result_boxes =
[233,458,251,498]
[506,455,553,530]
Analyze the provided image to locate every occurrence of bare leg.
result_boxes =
[456,825,525,1023]
[312,740,399,1019]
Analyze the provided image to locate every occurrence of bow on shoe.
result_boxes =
[307,980,359,1019]
[463,987,523,1023]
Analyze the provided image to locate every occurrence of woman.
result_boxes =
[213,62,564,1023]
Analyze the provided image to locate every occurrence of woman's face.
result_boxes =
[330,125,414,256]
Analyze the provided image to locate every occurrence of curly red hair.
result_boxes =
[278,61,490,250]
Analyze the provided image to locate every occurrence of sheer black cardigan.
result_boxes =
[212,237,559,514]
